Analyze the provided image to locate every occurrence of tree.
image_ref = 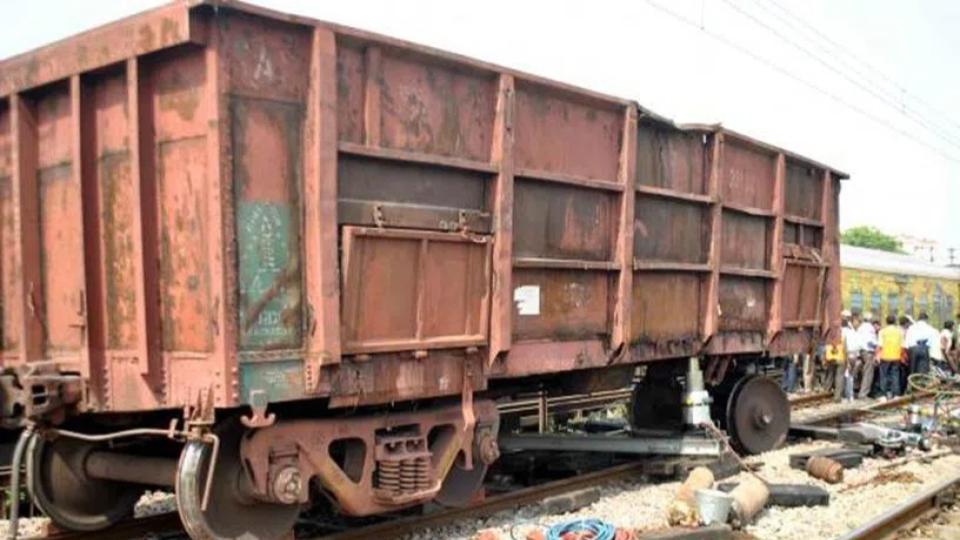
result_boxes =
[841,226,904,253]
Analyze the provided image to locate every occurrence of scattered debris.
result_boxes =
[717,483,830,507]
[729,476,769,528]
[805,456,844,484]
[666,467,714,526]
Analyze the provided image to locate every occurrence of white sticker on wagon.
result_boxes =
[514,285,541,316]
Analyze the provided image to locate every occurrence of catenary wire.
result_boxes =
[762,0,960,133]
[641,0,960,165]
[719,0,960,151]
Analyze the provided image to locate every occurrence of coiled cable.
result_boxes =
[544,518,617,540]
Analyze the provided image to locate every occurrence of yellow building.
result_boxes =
[841,245,960,327]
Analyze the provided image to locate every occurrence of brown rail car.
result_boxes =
[0,1,845,538]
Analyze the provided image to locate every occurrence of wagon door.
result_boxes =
[773,160,833,353]
[333,44,497,405]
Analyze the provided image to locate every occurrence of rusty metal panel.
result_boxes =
[636,123,707,194]
[511,269,609,341]
[631,272,702,341]
[144,48,213,353]
[341,227,490,354]
[782,264,820,323]
[336,44,365,144]
[718,277,768,331]
[634,196,709,263]
[721,140,775,210]
[90,71,138,350]
[785,161,823,220]
[231,98,304,350]
[0,2,197,97]
[721,211,769,269]
[513,179,613,261]
[35,85,85,354]
[375,50,496,161]
[514,83,622,180]
[0,102,20,356]
[219,11,312,102]
[338,156,488,212]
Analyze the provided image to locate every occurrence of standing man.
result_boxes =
[856,312,878,398]
[877,315,904,399]
[940,320,955,373]
[905,312,939,376]
[841,312,862,401]
[898,316,913,395]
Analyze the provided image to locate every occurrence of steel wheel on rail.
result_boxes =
[175,418,300,540]
[26,433,142,531]
[725,375,790,455]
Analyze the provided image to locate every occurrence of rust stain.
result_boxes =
[160,17,181,45]
[158,86,200,123]
[138,24,156,52]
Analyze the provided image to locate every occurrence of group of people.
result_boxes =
[822,310,958,401]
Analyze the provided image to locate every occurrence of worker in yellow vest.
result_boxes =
[877,314,904,399]
[822,340,845,398]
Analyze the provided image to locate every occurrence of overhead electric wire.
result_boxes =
[641,0,960,165]
[763,0,960,134]
[719,0,960,151]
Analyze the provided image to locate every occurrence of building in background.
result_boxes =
[841,245,960,327]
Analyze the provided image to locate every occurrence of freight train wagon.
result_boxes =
[0,1,846,538]
[841,245,960,326]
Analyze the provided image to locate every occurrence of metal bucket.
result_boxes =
[695,488,733,525]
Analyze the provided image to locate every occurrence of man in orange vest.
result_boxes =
[877,314,904,400]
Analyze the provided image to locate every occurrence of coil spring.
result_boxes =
[378,460,401,493]
[416,456,431,490]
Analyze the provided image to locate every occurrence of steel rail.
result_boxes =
[837,470,960,540]
[798,391,935,427]
[313,461,647,540]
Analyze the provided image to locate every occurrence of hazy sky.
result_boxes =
[3,0,958,254]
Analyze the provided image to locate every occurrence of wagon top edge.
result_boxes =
[0,0,850,178]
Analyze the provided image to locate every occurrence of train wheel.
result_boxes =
[725,375,790,455]
[175,419,299,540]
[26,434,141,531]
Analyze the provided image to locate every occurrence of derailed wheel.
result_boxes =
[725,375,790,455]
[26,434,141,531]
[175,419,299,540]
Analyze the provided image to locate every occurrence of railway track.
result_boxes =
[838,469,960,540]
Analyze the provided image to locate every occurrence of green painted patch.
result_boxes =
[239,359,304,404]
[237,201,302,349]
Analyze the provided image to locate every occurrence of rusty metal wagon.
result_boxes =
[0,1,844,538]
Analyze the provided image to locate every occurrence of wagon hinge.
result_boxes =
[460,354,477,470]
[373,203,385,228]
[183,387,217,435]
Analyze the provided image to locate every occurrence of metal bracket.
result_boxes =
[373,204,385,228]
[241,389,277,429]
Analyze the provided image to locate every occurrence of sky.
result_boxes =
[2,0,959,259]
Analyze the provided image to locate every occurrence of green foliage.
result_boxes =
[841,226,904,253]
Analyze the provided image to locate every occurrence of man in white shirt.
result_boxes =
[939,320,955,372]
[856,312,878,398]
[840,312,862,400]
[905,312,940,375]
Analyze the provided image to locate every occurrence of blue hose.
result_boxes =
[544,518,617,540]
